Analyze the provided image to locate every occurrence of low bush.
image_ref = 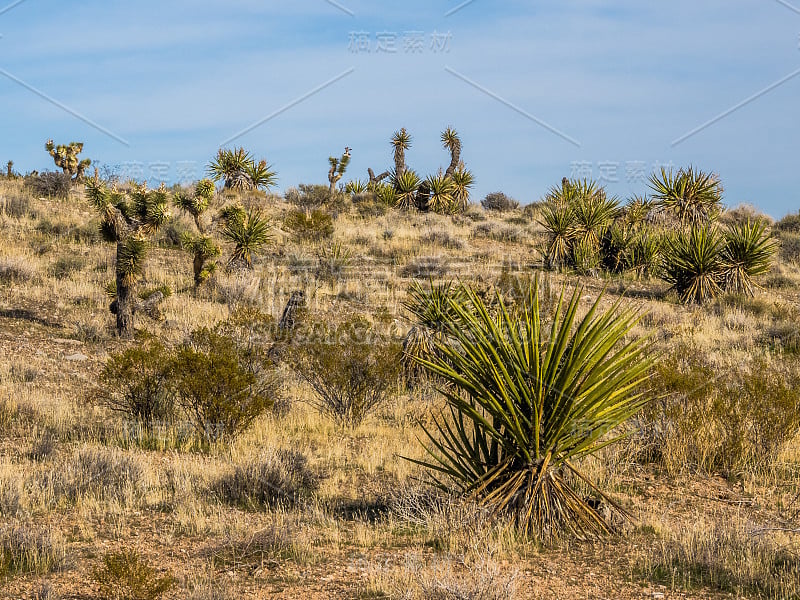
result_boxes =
[633,345,800,475]
[480,191,519,212]
[0,193,31,219]
[171,327,279,442]
[283,209,334,241]
[213,448,319,509]
[50,255,86,280]
[92,549,175,600]
[40,448,144,504]
[95,338,175,427]
[288,317,401,427]
[24,172,72,199]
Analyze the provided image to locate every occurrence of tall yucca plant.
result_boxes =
[721,218,778,297]
[662,226,724,303]
[391,128,411,178]
[649,166,723,226]
[408,279,652,540]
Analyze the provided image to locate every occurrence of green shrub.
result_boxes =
[288,318,401,427]
[170,327,279,442]
[92,549,175,600]
[284,209,334,241]
[95,338,175,426]
[410,278,652,540]
[50,255,86,280]
[213,448,319,509]
[480,192,519,212]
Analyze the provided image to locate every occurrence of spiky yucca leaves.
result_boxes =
[402,280,469,384]
[621,195,654,229]
[208,148,276,191]
[662,226,724,303]
[450,165,475,214]
[392,170,421,210]
[391,128,411,178]
[721,218,778,296]
[85,180,171,336]
[426,173,456,214]
[571,187,619,249]
[539,203,576,270]
[601,223,635,274]
[572,238,601,276]
[441,128,462,178]
[628,230,662,279]
[221,209,272,268]
[345,179,368,195]
[649,166,723,226]
[407,280,652,540]
[174,178,215,232]
[244,159,277,191]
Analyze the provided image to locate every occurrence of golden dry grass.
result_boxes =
[1,176,800,598]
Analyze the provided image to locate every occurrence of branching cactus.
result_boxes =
[45,140,91,181]
[328,147,351,193]
[86,180,170,337]
[174,179,220,287]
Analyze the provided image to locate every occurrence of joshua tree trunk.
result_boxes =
[115,246,135,338]
[368,168,390,186]
[394,146,406,179]
[6,161,12,178]
[445,140,461,178]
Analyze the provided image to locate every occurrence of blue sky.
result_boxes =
[1,1,799,217]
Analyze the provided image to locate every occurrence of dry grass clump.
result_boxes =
[640,518,800,598]
[633,344,800,476]
[35,446,145,505]
[212,447,320,509]
[0,255,37,284]
[0,522,66,578]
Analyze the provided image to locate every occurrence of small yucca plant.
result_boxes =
[450,165,475,214]
[408,279,652,540]
[221,209,272,268]
[721,218,778,296]
[649,166,723,226]
[393,170,421,211]
[539,202,576,270]
[662,225,724,303]
[425,173,456,214]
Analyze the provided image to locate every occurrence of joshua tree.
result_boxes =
[174,179,220,288]
[45,140,91,182]
[5,161,13,178]
[328,147,351,194]
[85,180,170,337]
[441,127,462,178]
[391,128,411,179]
[208,147,277,192]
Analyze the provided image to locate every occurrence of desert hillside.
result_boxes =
[2,160,800,599]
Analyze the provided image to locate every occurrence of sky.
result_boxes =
[1,1,799,217]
